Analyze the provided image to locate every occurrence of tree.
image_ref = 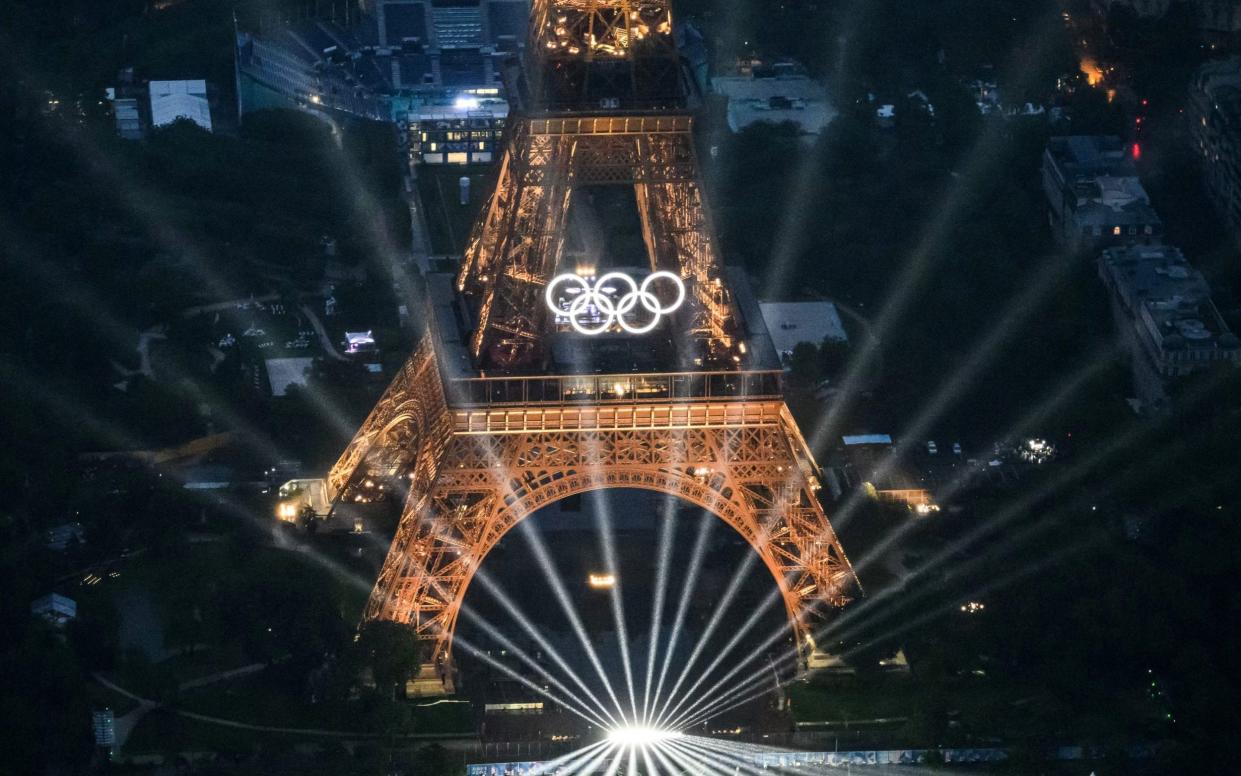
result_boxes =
[356,620,422,698]
[414,743,463,776]
[819,339,850,380]
[789,341,823,386]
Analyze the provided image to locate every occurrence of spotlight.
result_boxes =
[606,726,683,747]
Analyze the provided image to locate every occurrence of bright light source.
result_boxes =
[454,96,480,110]
[606,726,683,746]
[545,271,684,335]
[588,573,616,589]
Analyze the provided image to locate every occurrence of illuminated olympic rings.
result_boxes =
[545,271,686,336]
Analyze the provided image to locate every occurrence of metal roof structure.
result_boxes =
[149,80,212,131]
[759,301,849,359]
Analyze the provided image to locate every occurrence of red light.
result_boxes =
[1135,117,1143,124]
[1132,143,1141,160]
[1141,98,1149,106]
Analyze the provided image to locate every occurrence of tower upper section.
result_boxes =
[525,0,684,112]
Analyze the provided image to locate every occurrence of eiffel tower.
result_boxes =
[285,0,858,694]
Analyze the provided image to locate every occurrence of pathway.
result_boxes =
[177,662,266,691]
[180,293,279,318]
[300,303,349,362]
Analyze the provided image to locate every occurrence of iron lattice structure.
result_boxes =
[320,0,858,687]
[329,343,856,671]
[458,115,739,369]
[527,0,682,110]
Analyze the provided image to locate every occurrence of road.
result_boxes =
[300,303,349,361]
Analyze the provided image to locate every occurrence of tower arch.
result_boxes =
[301,0,862,697]
[360,404,856,673]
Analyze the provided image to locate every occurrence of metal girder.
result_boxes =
[528,0,681,110]
[324,0,857,694]
[333,353,858,673]
[326,335,452,505]
[458,115,738,367]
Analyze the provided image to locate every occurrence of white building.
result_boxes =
[45,522,85,551]
[758,301,848,364]
[265,357,315,397]
[712,61,836,136]
[31,593,77,627]
[149,80,212,131]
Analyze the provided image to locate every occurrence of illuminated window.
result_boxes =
[1113,226,1122,235]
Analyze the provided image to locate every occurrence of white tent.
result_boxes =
[149,80,212,131]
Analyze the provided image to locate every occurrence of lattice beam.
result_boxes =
[326,335,452,505]
[458,119,738,368]
[354,395,857,673]
[528,0,680,110]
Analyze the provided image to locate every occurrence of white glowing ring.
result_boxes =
[545,271,685,335]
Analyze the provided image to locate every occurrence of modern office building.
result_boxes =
[236,1,527,164]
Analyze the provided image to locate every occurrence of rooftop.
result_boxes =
[1047,135,1134,177]
[759,301,848,359]
[149,80,211,131]
[842,434,893,446]
[45,522,85,551]
[238,1,528,119]
[712,62,836,134]
[1047,135,1160,228]
[1100,244,1239,352]
[264,357,315,396]
[32,593,77,621]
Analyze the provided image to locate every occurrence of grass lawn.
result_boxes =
[157,646,254,683]
[407,700,475,735]
[85,679,140,716]
[93,540,371,687]
[176,666,474,735]
[123,709,301,757]
[787,679,919,723]
[417,164,497,255]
